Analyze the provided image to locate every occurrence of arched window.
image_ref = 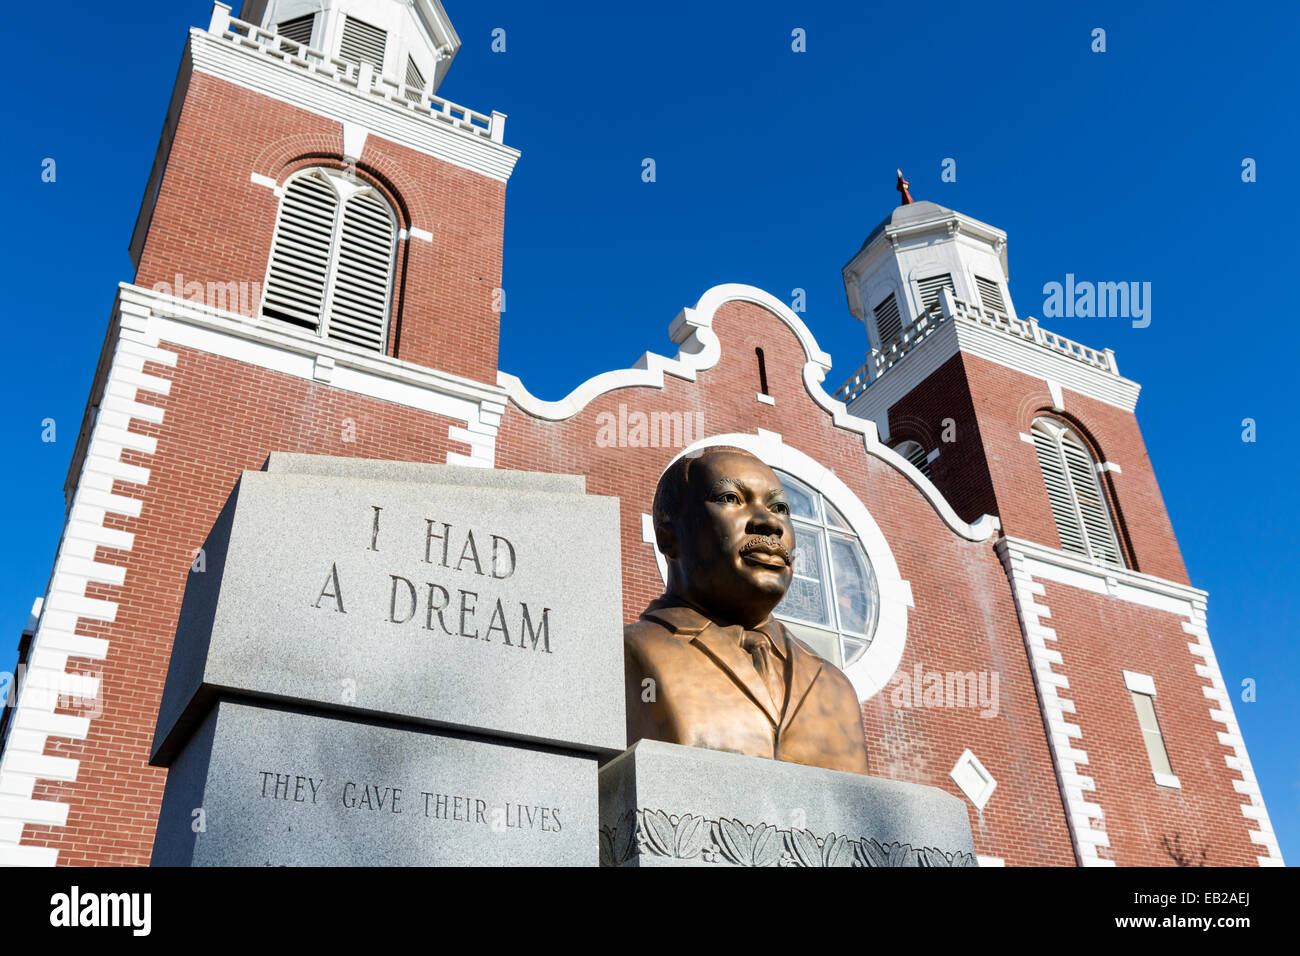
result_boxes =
[262,168,398,353]
[1030,418,1123,565]
[892,439,931,479]
[771,471,880,668]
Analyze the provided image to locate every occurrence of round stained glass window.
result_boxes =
[771,470,879,668]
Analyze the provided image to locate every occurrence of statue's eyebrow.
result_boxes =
[705,476,747,497]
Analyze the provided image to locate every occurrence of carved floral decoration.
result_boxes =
[599,809,978,867]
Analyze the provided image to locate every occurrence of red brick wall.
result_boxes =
[21,343,471,866]
[133,72,505,384]
[888,352,1189,584]
[1038,582,1256,865]
[886,354,999,525]
[496,300,1076,865]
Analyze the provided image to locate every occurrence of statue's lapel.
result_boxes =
[775,625,823,735]
[690,623,782,727]
[642,602,782,726]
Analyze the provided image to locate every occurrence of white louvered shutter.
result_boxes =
[277,14,315,48]
[324,193,396,351]
[895,440,932,479]
[975,275,1006,314]
[340,16,388,71]
[1031,420,1122,564]
[404,56,427,102]
[1062,435,1122,564]
[873,293,902,346]
[917,273,955,309]
[262,173,338,331]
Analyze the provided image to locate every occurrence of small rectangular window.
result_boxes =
[916,273,955,310]
[975,275,1006,314]
[277,14,315,49]
[873,293,902,346]
[404,56,427,102]
[1129,689,1174,777]
[340,16,388,71]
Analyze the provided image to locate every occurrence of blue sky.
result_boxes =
[2,0,1296,863]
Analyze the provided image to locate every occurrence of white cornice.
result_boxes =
[846,315,1141,419]
[996,535,1207,611]
[188,28,519,182]
[500,283,997,544]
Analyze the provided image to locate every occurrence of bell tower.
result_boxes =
[240,0,461,95]
[129,0,517,384]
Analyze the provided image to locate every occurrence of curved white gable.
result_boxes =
[499,283,998,543]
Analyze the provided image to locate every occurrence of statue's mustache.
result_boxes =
[738,535,792,565]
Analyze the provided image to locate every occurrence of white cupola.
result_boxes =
[240,0,461,95]
[842,174,1015,355]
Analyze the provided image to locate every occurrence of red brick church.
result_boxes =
[0,0,1282,867]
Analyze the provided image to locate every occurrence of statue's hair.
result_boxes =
[652,445,760,532]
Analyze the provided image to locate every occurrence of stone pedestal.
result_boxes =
[150,455,624,866]
[598,740,977,867]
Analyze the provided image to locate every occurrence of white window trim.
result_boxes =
[1124,672,1180,789]
[653,430,913,701]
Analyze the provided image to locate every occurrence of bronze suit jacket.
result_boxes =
[624,599,870,775]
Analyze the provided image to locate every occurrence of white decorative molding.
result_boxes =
[1181,600,1285,866]
[0,300,178,867]
[996,538,1113,867]
[408,227,434,243]
[188,27,519,183]
[950,749,997,811]
[1098,461,1122,474]
[249,171,277,190]
[1122,670,1157,697]
[657,430,914,703]
[976,855,1005,867]
[841,299,1142,417]
[755,392,775,406]
[341,121,370,163]
[999,535,1285,867]
[1046,379,1064,411]
[1019,432,1035,445]
[499,283,998,545]
[1153,772,1182,790]
[112,283,505,469]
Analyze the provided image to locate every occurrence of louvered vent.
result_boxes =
[261,170,397,353]
[873,293,902,347]
[895,441,932,479]
[326,193,396,351]
[277,14,315,48]
[404,56,427,102]
[340,16,388,71]
[975,275,1006,314]
[262,173,338,331]
[1031,419,1122,565]
[1062,438,1122,564]
[917,273,955,310]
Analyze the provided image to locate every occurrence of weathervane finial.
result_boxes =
[896,168,914,205]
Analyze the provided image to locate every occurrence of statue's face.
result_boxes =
[673,451,796,624]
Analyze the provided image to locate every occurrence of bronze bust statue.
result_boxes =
[624,447,870,775]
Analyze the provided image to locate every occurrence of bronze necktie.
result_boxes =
[742,630,786,715]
